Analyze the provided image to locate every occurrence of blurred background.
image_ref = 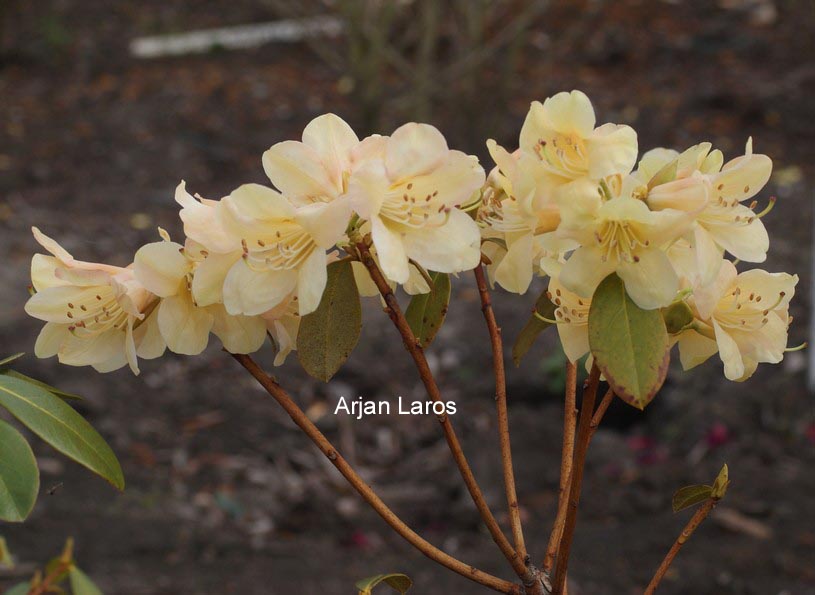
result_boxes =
[0,0,813,593]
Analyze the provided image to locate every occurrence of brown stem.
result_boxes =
[643,499,718,595]
[543,361,578,574]
[552,363,602,594]
[589,388,615,439]
[232,353,522,595]
[355,242,532,583]
[473,265,544,594]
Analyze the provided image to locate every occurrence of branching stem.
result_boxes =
[232,353,523,595]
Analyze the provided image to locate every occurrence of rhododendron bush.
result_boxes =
[20,91,801,594]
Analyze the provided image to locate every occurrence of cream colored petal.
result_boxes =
[586,123,638,178]
[175,181,239,254]
[559,246,616,299]
[31,254,68,291]
[32,227,74,263]
[294,200,351,249]
[351,261,382,297]
[262,140,336,198]
[385,122,448,181]
[647,174,709,213]
[34,322,70,358]
[677,330,719,370]
[347,159,389,219]
[701,149,723,174]
[403,151,486,208]
[494,232,535,294]
[210,304,267,354]
[302,113,359,186]
[693,259,738,321]
[134,240,188,297]
[404,264,432,295]
[25,286,99,323]
[558,322,590,363]
[191,251,241,307]
[370,217,410,284]
[691,225,724,288]
[732,269,797,309]
[58,328,125,368]
[134,312,166,360]
[270,317,300,366]
[617,248,679,310]
[91,349,129,374]
[637,148,679,181]
[401,208,481,275]
[350,134,387,166]
[705,214,769,263]
[715,153,772,202]
[296,249,328,316]
[223,259,298,316]
[158,294,214,355]
[554,178,603,244]
[541,90,596,137]
[712,319,744,381]
[125,318,140,374]
[224,183,295,225]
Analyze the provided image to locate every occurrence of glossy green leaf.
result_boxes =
[405,272,450,348]
[1,370,82,401]
[711,463,730,500]
[672,484,712,513]
[0,376,124,490]
[298,261,362,382]
[588,274,669,409]
[70,566,103,595]
[0,353,25,369]
[0,419,40,522]
[4,582,30,595]
[661,300,694,334]
[356,573,413,595]
[512,290,557,367]
[647,157,678,189]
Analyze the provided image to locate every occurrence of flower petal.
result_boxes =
[262,140,336,198]
[296,249,328,316]
[586,123,638,178]
[134,240,188,297]
[302,113,359,187]
[385,123,449,181]
[401,208,481,275]
[559,246,616,299]
[191,251,241,307]
[34,322,70,358]
[222,259,298,316]
[370,217,410,284]
[617,248,679,310]
[158,293,214,355]
[494,232,535,294]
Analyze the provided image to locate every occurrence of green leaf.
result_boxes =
[588,274,669,409]
[0,376,124,490]
[512,290,557,367]
[711,463,730,500]
[4,582,30,595]
[69,566,103,595]
[661,300,694,334]
[404,272,451,348]
[0,419,40,522]
[356,573,413,595]
[298,260,362,382]
[647,157,678,189]
[672,484,713,512]
[1,370,82,401]
[0,353,25,369]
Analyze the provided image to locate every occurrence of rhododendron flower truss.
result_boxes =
[25,228,164,375]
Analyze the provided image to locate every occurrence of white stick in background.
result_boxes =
[130,16,342,59]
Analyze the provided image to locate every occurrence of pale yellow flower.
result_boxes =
[478,141,577,293]
[640,140,772,286]
[677,260,797,381]
[347,122,485,284]
[177,182,346,317]
[25,228,164,375]
[557,180,693,309]
[548,277,591,363]
[134,231,267,356]
[519,90,638,181]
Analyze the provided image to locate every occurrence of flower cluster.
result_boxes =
[26,115,485,374]
[480,90,797,381]
[25,91,798,381]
